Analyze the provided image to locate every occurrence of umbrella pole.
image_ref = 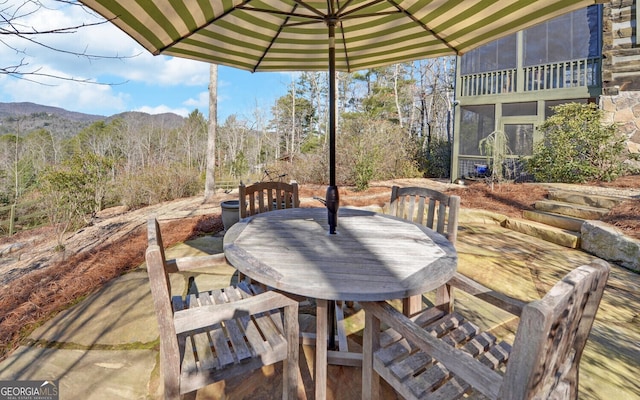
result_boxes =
[325,21,339,235]
[329,23,336,188]
[326,20,339,352]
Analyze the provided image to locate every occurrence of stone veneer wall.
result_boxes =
[600,92,640,152]
[601,1,640,152]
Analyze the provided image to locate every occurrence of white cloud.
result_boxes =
[184,91,209,108]
[0,0,243,118]
[120,54,209,87]
[135,105,190,117]
[0,0,210,115]
[1,63,128,115]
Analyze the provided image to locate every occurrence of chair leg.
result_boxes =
[181,391,197,400]
[315,300,328,400]
[403,294,423,317]
[362,311,380,400]
[435,284,453,313]
[283,302,300,400]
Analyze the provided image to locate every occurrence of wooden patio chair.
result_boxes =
[145,218,300,400]
[361,260,610,400]
[388,185,460,316]
[239,181,300,219]
[237,181,300,283]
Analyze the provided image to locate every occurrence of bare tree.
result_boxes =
[393,64,404,128]
[1,0,133,83]
[204,63,217,201]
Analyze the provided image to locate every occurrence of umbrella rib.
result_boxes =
[292,0,330,19]
[337,0,388,19]
[337,19,350,72]
[238,6,324,21]
[385,0,459,54]
[157,0,256,55]
[253,3,299,72]
[332,0,400,72]
[337,11,400,20]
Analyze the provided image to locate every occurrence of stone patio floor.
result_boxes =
[0,208,637,399]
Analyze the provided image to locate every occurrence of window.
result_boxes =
[503,102,537,116]
[460,34,517,74]
[524,7,600,66]
[544,99,588,118]
[504,124,534,155]
[459,105,495,155]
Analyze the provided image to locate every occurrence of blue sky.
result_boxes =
[0,0,292,121]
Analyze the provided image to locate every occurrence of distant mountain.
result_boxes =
[0,102,185,138]
[0,102,105,122]
[106,111,186,130]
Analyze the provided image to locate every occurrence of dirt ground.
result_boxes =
[300,175,640,239]
[0,175,638,360]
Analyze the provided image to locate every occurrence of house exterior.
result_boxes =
[451,1,640,181]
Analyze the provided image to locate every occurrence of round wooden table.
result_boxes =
[223,207,457,399]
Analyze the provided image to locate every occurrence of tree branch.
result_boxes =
[1,0,138,84]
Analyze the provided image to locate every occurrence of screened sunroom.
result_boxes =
[451,5,603,181]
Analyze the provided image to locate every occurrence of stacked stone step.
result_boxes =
[504,190,625,249]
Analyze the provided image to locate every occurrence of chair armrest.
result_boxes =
[362,300,503,400]
[173,290,298,335]
[448,272,526,316]
[165,253,228,272]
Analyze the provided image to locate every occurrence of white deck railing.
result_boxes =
[523,58,600,91]
[460,58,600,96]
[460,68,516,96]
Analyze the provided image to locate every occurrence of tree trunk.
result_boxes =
[204,64,218,202]
[290,78,296,160]
[393,64,403,128]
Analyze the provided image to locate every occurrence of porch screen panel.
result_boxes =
[504,124,534,156]
[523,6,600,66]
[545,99,588,118]
[460,34,517,74]
[459,105,495,155]
[503,102,537,116]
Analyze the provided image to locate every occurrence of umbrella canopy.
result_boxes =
[81,0,600,73]
[80,0,602,232]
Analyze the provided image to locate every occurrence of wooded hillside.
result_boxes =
[0,61,457,240]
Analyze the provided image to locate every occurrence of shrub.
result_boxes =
[526,103,626,183]
[118,164,202,209]
[339,117,419,189]
[289,117,419,188]
[421,137,451,179]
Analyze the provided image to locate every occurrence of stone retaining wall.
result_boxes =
[581,220,640,273]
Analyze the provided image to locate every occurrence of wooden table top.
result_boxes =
[223,207,457,301]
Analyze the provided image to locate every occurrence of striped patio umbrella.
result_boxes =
[80,0,602,232]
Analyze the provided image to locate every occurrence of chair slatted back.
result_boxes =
[500,260,610,399]
[389,185,460,245]
[239,181,300,218]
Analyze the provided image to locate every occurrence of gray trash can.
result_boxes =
[221,200,240,231]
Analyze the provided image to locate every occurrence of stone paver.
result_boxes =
[0,346,156,400]
[456,211,640,400]
[28,270,159,347]
[0,213,638,400]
